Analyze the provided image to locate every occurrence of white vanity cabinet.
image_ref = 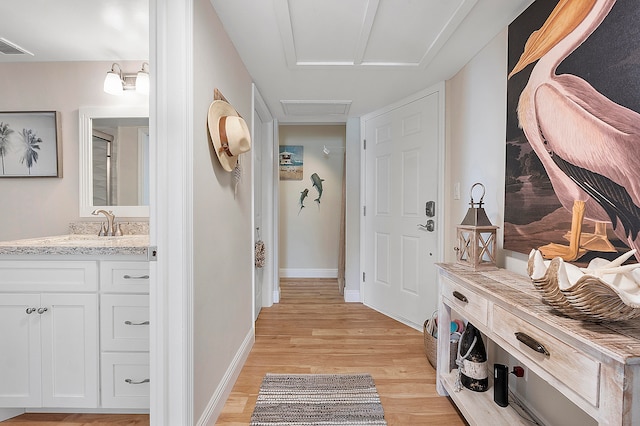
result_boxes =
[0,261,99,408]
[99,261,150,409]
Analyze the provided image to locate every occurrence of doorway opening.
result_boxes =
[276,124,347,300]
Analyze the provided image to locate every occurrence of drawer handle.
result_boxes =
[123,274,149,279]
[37,307,48,314]
[125,320,150,326]
[515,332,550,356]
[26,307,37,314]
[453,291,468,303]
[125,378,150,385]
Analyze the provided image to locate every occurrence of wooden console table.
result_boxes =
[436,263,640,426]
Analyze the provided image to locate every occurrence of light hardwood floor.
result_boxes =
[216,278,465,425]
[3,278,464,425]
[1,413,149,425]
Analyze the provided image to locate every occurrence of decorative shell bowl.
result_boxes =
[527,249,640,321]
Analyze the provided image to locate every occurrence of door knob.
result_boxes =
[418,219,435,232]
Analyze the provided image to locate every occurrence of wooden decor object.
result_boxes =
[436,263,640,425]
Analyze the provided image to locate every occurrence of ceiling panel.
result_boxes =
[289,0,369,64]
[362,0,465,64]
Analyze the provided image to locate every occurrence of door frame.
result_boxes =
[251,84,276,317]
[359,82,446,328]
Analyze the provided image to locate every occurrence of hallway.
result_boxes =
[216,278,464,425]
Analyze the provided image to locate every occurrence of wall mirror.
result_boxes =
[79,106,150,217]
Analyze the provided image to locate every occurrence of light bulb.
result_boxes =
[136,70,149,95]
[103,71,123,95]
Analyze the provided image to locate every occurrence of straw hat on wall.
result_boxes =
[207,100,251,172]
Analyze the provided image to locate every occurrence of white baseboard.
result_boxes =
[273,288,280,303]
[196,328,255,426]
[279,268,338,278]
[343,289,361,303]
[0,408,23,422]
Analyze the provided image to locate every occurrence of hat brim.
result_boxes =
[208,100,240,172]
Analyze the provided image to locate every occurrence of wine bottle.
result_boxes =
[458,322,488,392]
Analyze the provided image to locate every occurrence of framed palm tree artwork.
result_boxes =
[0,111,61,177]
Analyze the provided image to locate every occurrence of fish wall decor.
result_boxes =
[311,173,324,204]
[299,188,309,214]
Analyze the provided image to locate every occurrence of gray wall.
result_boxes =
[278,125,346,277]
[192,0,254,422]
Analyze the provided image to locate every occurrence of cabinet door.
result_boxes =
[39,293,98,408]
[0,294,41,407]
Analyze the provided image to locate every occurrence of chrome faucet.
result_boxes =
[92,209,116,236]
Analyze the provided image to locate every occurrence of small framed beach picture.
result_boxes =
[0,111,61,177]
[279,145,303,180]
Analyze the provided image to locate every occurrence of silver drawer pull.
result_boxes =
[125,378,150,385]
[37,307,48,314]
[453,291,468,303]
[26,307,37,314]
[515,332,550,356]
[125,320,150,326]
[123,274,149,279]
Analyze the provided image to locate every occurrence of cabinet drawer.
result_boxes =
[100,294,149,351]
[441,277,488,326]
[101,352,149,409]
[492,305,600,406]
[100,261,149,293]
[0,261,97,292]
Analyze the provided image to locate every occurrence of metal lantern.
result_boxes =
[455,183,499,270]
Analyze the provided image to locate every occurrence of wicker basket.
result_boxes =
[423,319,458,372]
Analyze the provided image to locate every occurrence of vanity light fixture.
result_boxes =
[103,62,150,95]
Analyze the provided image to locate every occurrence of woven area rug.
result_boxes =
[250,373,387,426]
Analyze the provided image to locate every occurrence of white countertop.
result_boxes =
[0,234,150,256]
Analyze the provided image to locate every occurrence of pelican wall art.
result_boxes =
[504,0,640,263]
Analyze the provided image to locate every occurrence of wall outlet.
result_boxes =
[454,182,461,200]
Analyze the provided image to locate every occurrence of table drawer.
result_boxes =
[441,277,488,326]
[493,305,600,406]
[100,294,149,351]
[101,352,149,409]
[100,261,149,293]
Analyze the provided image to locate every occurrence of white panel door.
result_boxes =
[363,90,442,327]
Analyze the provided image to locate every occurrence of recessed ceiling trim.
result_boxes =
[280,100,352,116]
[296,61,355,67]
[273,0,297,68]
[353,0,380,65]
[418,0,478,69]
[275,0,478,70]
